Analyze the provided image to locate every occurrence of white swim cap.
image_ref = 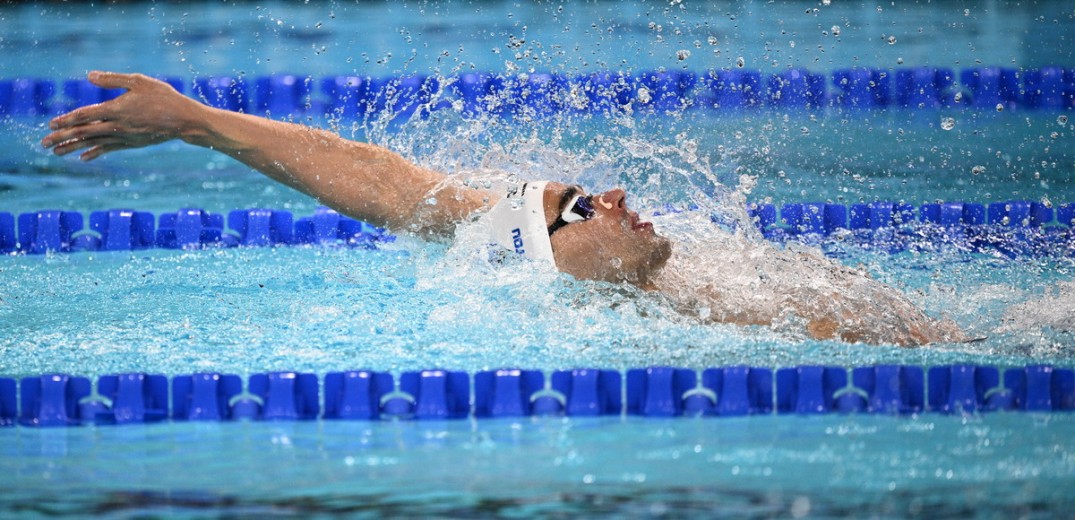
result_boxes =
[485,180,555,265]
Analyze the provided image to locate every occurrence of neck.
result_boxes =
[629,263,669,292]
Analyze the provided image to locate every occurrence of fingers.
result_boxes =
[80,143,131,162]
[42,120,116,150]
[86,70,139,91]
[52,134,132,161]
[43,120,133,158]
[48,71,144,131]
[51,134,122,157]
[48,103,110,131]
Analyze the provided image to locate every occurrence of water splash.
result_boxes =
[999,281,1075,333]
[262,62,1069,352]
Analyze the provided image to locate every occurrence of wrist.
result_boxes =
[176,99,219,148]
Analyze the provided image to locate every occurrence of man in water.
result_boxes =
[41,71,965,346]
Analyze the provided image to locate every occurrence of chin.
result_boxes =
[623,236,672,286]
[650,235,673,267]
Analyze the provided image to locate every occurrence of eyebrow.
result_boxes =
[557,184,584,215]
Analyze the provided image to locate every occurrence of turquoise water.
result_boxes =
[3,415,1074,517]
[2,0,1075,516]
[1,1,1073,209]
[1,243,1073,379]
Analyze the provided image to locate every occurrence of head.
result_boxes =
[487,181,673,289]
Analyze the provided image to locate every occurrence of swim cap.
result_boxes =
[485,180,555,265]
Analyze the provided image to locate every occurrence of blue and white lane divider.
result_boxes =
[2,201,1073,257]
[1,66,1072,118]
[750,200,1075,257]
[0,207,391,255]
[2,365,1073,427]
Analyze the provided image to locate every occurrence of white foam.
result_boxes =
[999,280,1075,333]
[650,211,965,346]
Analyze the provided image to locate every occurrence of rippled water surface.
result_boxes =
[3,414,1074,517]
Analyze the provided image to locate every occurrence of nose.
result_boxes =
[595,188,627,213]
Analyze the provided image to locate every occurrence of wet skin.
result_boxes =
[37,72,670,291]
[540,182,673,290]
[39,72,961,345]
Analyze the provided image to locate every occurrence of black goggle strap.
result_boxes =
[547,194,595,235]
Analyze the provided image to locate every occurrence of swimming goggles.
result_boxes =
[547,193,595,236]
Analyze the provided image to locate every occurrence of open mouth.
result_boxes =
[629,212,653,231]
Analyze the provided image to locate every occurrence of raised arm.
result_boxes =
[41,71,491,237]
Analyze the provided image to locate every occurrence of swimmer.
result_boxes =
[41,71,965,346]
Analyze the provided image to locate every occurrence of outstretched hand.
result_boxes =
[39,70,487,237]
[41,71,201,161]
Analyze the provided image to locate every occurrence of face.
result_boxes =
[541,182,672,289]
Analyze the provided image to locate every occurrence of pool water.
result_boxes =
[1,239,1073,378]
[2,0,1075,516]
[3,415,1073,517]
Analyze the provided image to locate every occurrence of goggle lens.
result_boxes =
[561,194,595,223]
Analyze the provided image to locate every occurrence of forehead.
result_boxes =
[541,181,584,226]
[544,181,575,195]
[543,182,584,208]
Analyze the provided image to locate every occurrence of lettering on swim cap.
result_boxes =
[511,228,525,254]
[484,180,555,265]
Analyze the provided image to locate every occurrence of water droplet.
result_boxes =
[831,26,841,36]
[971,165,986,175]
[897,57,904,65]
[954,92,963,103]
[800,126,810,135]
[736,56,745,68]
[707,36,718,46]
[1058,115,1068,126]
[1042,196,1053,209]
[676,49,691,60]
[995,103,1004,112]
[822,0,831,5]
[887,35,897,45]
[637,87,652,104]
[941,117,956,131]
[964,8,971,16]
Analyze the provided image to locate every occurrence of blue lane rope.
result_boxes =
[2,365,1073,427]
[2,202,1073,257]
[1,66,1072,117]
[750,200,1075,257]
[1,207,391,255]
